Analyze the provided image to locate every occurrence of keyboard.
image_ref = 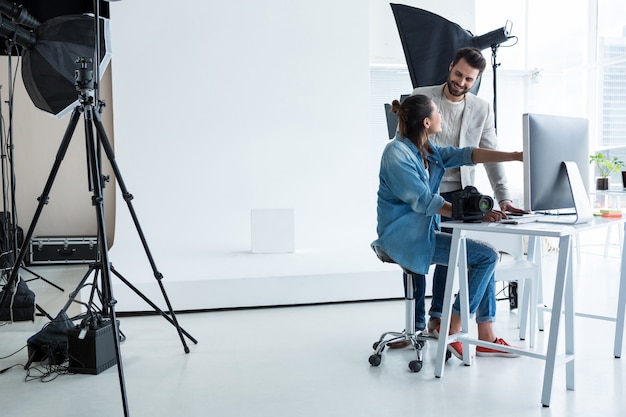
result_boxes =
[499,213,543,224]
[499,212,577,225]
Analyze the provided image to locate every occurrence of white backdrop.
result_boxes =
[104,0,474,311]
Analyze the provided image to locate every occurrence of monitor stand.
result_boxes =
[537,161,593,225]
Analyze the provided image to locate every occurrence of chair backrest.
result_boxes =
[464,231,525,260]
[384,94,410,139]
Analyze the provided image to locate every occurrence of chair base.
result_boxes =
[368,249,452,372]
[369,329,430,372]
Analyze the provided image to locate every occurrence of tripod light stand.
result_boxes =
[0,5,197,416]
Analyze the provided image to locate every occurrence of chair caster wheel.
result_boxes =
[408,360,422,373]
[369,354,382,367]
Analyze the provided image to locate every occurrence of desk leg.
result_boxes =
[536,238,546,332]
[541,235,572,407]
[457,236,471,365]
[564,237,575,391]
[614,222,626,358]
[520,236,541,347]
[435,229,463,378]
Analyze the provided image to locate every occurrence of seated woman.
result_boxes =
[371,94,521,359]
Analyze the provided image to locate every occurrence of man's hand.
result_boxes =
[499,201,528,215]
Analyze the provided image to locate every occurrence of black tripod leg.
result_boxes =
[92,110,194,352]
[110,266,198,344]
[0,107,81,313]
[84,105,130,416]
[23,266,65,292]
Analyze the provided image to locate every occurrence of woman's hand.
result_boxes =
[482,209,507,222]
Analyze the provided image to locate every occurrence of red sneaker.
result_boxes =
[447,341,464,360]
[476,338,520,358]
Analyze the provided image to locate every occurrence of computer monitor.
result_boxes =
[522,113,590,213]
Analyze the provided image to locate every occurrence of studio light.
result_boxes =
[22,14,111,118]
[472,25,512,50]
[0,14,36,48]
[0,0,39,28]
[0,5,111,118]
[390,4,516,130]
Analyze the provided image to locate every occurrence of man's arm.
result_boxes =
[474,101,526,212]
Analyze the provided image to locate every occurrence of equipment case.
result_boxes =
[28,236,98,265]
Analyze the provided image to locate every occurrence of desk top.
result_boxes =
[445,216,626,238]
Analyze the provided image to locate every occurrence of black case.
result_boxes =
[28,236,98,265]
[67,320,117,375]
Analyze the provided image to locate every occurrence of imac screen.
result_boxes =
[522,113,589,212]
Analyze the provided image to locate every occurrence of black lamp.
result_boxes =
[472,26,512,50]
[0,0,39,28]
[0,1,111,117]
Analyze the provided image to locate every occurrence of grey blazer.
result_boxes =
[411,83,511,204]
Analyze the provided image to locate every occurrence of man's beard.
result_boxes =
[446,79,470,97]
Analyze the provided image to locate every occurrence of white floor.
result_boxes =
[1,234,626,417]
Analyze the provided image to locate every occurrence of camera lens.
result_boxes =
[467,195,494,213]
[477,196,494,212]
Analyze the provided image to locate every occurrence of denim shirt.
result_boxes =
[371,135,475,275]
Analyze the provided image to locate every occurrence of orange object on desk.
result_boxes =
[601,209,623,218]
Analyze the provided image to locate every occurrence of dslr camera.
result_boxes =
[451,186,494,222]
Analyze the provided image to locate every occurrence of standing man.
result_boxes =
[392,47,526,345]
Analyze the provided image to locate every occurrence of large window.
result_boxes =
[596,0,626,187]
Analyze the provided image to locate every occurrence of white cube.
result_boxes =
[250,208,295,254]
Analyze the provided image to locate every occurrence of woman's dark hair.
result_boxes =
[452,47,487,74]
[391,94,434,154]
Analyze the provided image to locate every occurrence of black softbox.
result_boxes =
[390,3,481,94]
[21,14,112,117]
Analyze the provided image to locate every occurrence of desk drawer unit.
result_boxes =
[29,236,98,265]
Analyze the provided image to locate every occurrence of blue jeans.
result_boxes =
[413,191,498,327]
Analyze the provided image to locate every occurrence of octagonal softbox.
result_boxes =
[22,14,111,118]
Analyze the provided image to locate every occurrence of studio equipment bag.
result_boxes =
[0,276,35,322]
[25,311,74,367]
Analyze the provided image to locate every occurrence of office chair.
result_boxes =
[369,245,444,372]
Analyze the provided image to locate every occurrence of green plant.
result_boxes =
[589,152,626,178]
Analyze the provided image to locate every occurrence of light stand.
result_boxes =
[0,2,61,298]
[491,44,502,132]
[5,57,197,417]
[0,4,197,416]
[1,37,64,293]
[472,23,513,133]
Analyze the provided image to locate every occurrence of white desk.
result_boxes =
[435,217,626,407]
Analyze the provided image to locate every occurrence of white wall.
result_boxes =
[103,1,476,312]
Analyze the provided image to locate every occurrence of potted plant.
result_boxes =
[589,152,626,190]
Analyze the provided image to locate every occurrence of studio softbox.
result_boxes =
[390,3,481,94]
[21,14,112,118]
